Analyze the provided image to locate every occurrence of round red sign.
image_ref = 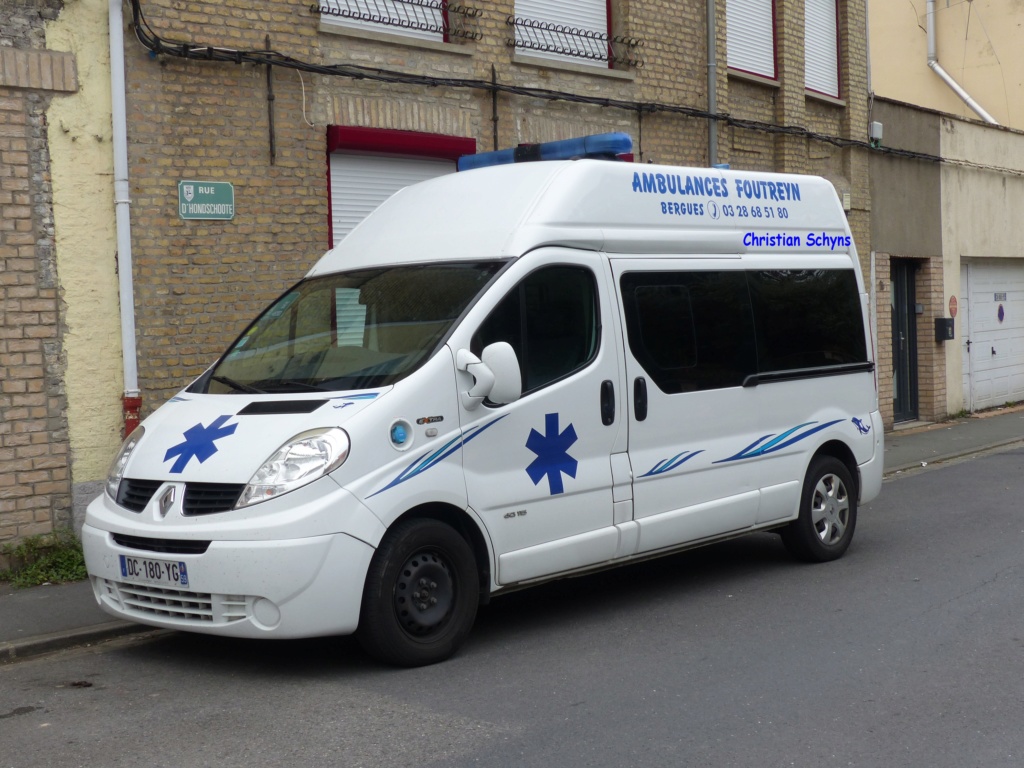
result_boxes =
[949,296,958,318]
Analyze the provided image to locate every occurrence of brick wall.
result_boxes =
[915,256,947,422]
[0,3,78,548]
[875,251,893,425]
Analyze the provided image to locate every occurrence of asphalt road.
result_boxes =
[2,448,1023,768]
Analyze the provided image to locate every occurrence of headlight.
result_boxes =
[105,427,146,500]
[236,428,350,508]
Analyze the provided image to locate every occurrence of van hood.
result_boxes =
[120,390,387,484]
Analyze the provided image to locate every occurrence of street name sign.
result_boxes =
[178,180,235,220]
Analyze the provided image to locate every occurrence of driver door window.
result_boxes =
[472,265,599,394]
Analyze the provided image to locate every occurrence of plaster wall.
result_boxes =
[940,118,1024,260]
[45,0,123,483]
[939,117,1024,412]
[869,0,1024,129]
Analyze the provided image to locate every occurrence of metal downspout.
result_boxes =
[109,0,141,434]
[926,0,998,125]
[707,0,718,165]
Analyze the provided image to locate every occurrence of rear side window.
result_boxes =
[620,268,866,394]
[620,271,756,393]
[748,270,867,371]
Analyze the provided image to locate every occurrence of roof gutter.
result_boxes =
[926,0,998,125]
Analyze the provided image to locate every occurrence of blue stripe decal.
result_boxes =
[640,450,705,478]
[713,420,843,463]
[369,415,508,497]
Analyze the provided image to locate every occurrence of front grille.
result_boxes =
[97,580,249,624]
[112,534,211,555]
[116,479,162,513]
[115,479,244,516]
[183,483,245,516]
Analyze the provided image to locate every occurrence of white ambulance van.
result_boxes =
[83,149,883,666]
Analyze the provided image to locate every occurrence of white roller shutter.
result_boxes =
[805,0,839,97]
[726,0,776,79]
[961,259,1024,411]
[318,0,443,43]
[514,0,609,66]
[329,153,455,246]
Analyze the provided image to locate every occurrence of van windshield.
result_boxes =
[205,262,504,394]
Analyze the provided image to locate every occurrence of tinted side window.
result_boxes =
[472,266,599,394]
[748,269,867,371]
[621,271,756,393]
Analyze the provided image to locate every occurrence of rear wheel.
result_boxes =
[357,518,479,667]
[780,455,857,563]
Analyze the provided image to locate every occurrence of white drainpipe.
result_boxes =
[926,0,998,125]
[109,0,141,432]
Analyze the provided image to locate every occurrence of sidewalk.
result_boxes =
[3,405,1023,662]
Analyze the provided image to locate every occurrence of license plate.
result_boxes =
[119,555,190,588]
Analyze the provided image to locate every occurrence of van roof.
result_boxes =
[310,159,853,276]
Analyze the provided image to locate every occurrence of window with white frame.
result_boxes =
[804,0,840,98]
[512,0,611,67]
[726,0,776,80]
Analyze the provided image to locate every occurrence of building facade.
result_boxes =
[869,0,1024,425]
[118,0,870,402]
[1,0,872,545]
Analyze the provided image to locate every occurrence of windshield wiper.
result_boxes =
[257,379,328,393]
[210,375,265,394]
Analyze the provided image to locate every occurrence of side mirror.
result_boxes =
[481,342,522,405]
[456,342,522,410]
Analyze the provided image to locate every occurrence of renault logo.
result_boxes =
[158,485,176,518]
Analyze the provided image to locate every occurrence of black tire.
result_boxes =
[357,518,479,667]
[780,455,857,563]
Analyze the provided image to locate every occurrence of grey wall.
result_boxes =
[869,99,943,257]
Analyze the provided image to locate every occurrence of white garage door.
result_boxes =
[329,153,456,247]
[960,258,1024,411]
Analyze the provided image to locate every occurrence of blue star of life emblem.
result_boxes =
[164,415,238,474]
[525,413,578,495]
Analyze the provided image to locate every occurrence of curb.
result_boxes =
[0,621,152,665]
[884,435,1024,477]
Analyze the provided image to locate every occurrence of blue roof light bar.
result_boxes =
[458,132,633,172]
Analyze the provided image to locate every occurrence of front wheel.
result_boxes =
[357,518,479,667]
[780,455,857,563]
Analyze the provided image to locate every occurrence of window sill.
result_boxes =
[805,89,846,108]
[727,68,780,89]
[512,51,636,81]
[318,19,474,56]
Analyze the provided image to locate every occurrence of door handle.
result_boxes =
[600,380,615,426]
[633,377,648,422]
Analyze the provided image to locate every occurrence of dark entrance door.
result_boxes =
[891,260,919,422]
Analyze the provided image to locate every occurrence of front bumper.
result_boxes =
[82,524,374,639]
